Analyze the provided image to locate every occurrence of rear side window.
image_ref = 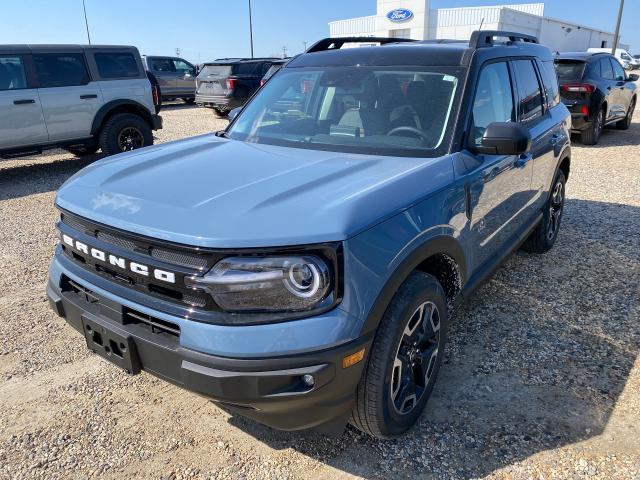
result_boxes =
[512,59,543,123]
[610,59,626,81]
[555,60,586,81]
[173,59,194,74]
[471,61,514,146]
[34,53,89,87]
[95,52,139,78]
[538,60,560,108]
[0,56,27,90]
[232,63,259,75]
[600,58,614,80]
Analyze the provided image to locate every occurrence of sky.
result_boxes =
[0,0,637,63]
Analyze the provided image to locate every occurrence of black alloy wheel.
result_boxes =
[390,301,441,415]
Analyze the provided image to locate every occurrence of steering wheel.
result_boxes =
[386,126,429,142]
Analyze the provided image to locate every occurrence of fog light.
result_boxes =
[302,374,315,387]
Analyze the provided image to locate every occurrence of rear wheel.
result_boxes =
[183,97,195,104]
[521,169,566,254]
[98,113,153,156]
[581,107,604,145]
[616,98,635,130]
[350,271,448,438]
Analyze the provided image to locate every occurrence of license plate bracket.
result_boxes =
[82,315,141,375]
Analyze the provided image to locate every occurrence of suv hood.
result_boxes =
[56,135,453,248]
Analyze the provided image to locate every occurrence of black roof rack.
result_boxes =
[470,30,538,48]
[306,37,415,53]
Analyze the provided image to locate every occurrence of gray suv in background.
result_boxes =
[142,56,197,103]
[0,45,162,157]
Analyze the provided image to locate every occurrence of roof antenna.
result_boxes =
[478,17,484,31]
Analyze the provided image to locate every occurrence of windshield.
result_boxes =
[227,66,461,157]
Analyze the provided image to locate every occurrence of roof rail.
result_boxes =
[469,30,539,48]
[306,37,415,53]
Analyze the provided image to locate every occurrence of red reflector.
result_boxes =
[226,78,237,90]
[152,86,159,105]
[561,83,595,93]
[581,105,589,116]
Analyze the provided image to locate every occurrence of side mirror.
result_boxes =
[627,73,639,82]
[228,107,242,122]
[476,122,531,156]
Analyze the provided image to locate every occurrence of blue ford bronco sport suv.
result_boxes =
[47,31,571,438]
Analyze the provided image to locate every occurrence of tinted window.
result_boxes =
[0,56,27,90]
[233,63,259,75]
[600,58,614,80]
[513,60,543,123]
[152,58,175,72]
[95,52,139,78]
[471,62,514,145]
[34,53,89,87]
[611,58,625,81]
[539,60,560,107]
[554,60,586,80]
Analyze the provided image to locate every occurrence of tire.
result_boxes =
[65,142,99,157]
[98,113,153,156]
[183,97,195,104]
[521,169,566,254]
[616,97,635,130]
[213,107,229,118]
[350,271,448,438]
[580,107,604,145]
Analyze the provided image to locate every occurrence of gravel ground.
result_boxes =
[0,101,639,480]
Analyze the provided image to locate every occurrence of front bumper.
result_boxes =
[46,254,370,432]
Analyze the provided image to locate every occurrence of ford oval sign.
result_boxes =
[387,8,413,22]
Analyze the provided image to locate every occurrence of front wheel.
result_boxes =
[350,271,448,438]
[98,113,153,156]
[521,169,566,253]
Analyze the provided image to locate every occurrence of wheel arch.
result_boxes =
[91,100,153,136]
[361,235,466,336]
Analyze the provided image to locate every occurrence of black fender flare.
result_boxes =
[90,100,153,135]
[360,234,467,336]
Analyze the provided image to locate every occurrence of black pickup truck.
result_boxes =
[195,58,279,116]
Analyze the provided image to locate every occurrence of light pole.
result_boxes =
[612,0,624,54]
[248,0,254,58]
[82,0,91,44]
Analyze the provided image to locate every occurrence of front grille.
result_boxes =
[123,308,180,337]
[59,211,217,311]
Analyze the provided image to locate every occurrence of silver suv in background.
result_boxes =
[142,56,197,103]
[0,45,162,157]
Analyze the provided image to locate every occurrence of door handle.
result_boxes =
[550,134,561,146]
[515,153,532,168]
[80,94,98,99]
[13,99,35,105]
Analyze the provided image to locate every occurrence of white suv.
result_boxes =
[0,45,162,158]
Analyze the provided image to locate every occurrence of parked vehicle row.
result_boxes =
[0,45,162,158]
[555,51,637,145]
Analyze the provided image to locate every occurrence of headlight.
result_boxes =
[184,254,335,313]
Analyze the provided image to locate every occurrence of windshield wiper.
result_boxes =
[215,130,229,138]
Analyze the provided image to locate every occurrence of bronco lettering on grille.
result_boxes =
[61,234,176,284]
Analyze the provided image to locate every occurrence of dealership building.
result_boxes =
[329,1,628,51]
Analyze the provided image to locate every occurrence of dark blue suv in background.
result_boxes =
[47,31,571,438]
